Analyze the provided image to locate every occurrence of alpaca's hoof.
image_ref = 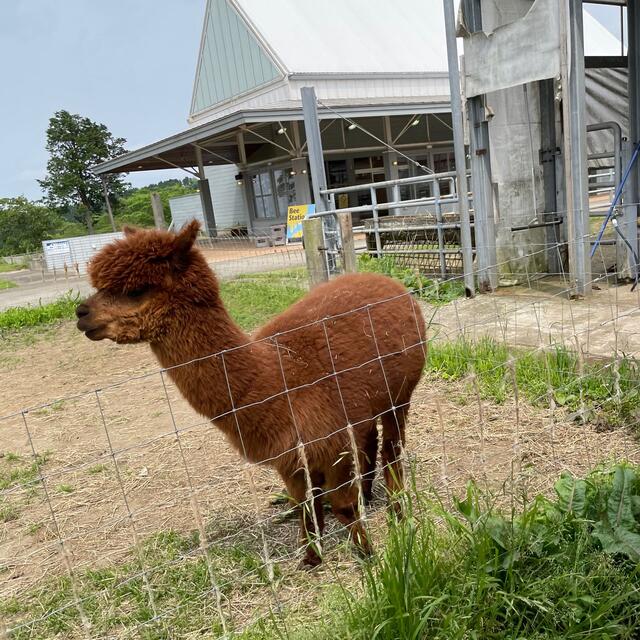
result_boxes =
[300,550,322,570]
[355,540,373,559]
[387,496,405,520]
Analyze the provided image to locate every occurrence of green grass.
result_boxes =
[56,484,74,494]
[4,465,640,639]
[0,452,51,529]
[88,463,108,475]
[0,280,306,336]
[294,464,640,640]
[0,279,17,289]
[220,280,305,331]
[0,260,27,273]
[427,337,640,430]
[0,500,20,522]
[0,292,80,332]
[235,266,308,286]
[0,452,50,492]
[358,253,466,304]
[0,530,276,639]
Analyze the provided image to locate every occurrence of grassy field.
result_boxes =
[427,337,640,432]
[3,464,639,639]
[2,268,640,638]
[0,279,17,290]
[0,261,27,274]
[0,273,307,334]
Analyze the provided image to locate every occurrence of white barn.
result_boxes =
[96,0,624,242]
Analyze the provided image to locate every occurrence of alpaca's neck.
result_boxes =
[151,304,267,422]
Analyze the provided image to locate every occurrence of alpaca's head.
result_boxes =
[76,220,218,343]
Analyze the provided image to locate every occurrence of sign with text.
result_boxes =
[286,204,315,241]
[43,240,71,257]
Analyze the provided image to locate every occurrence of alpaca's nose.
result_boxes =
[75,303,90,319]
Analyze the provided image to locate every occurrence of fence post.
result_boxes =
[303,218,329,286]
[338,211,357,274]
[150,193,167,230]
[433,179,448,279]
[370,187,383,257]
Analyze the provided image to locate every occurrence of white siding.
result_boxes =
[169,165,250,231]
[205,165,250,229]
[169,194,205,231]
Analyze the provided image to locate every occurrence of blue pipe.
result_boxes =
[590,142,640,258]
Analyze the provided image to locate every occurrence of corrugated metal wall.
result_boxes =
[42,232,123,275]
[169,165,250,231]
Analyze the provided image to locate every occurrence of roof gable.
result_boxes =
[235,0,450,74]
[190,0,283,117]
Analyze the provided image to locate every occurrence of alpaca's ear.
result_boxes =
[123,225,140,238]
[174,219,200,254]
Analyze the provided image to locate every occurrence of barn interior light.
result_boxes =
[411,118,420,126]
[137,165,144,169]
[277,125,287,134]
[348,122,357,130]
[290,170,296,176]
[235,172,243,186]
[301,168,308,174]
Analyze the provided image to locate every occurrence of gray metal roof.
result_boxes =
[94,98,450,175]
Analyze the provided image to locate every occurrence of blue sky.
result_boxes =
[0,1,623,200]
[0,0,204,199]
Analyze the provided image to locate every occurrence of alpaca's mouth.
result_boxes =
[76,319,105,341]
[84,328,106,341]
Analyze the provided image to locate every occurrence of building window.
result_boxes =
[252,171,277,219]
[397,151,456,200]
[250,166,298,219]
[353,156,385,207]
[273,168,296,216]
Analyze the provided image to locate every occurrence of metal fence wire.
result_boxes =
[2,232,640,638]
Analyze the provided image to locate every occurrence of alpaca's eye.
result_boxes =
[127,288,147,299]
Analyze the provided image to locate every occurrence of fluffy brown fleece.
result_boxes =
[77,221,426,565]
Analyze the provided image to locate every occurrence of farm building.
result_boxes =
[94,0,627,293]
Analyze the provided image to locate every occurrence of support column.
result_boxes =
[194,146,217,237]
[462,0,497,293]
[301,86,338,274]
[101,177,117,232]
[383,117,399,206]
[292,157,311,204]
[150,192,166,230]
[622,1,640,279]
[539,78,561,273]
[560,0,591,295]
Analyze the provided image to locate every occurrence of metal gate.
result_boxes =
[309,170,475,280]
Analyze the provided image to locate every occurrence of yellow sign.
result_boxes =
[286,204,315,240]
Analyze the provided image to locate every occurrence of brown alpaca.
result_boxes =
[76,221,426,566]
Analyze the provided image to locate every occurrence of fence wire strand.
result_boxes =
[3,226,640,638]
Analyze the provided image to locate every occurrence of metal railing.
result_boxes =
[309,171,473,279]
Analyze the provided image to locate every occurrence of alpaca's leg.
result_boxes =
[285,471,324,567]
[361,423,378,504]
[329,485,372,557]
[381,406,407,503]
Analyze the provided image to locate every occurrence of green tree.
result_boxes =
[94,179,199,232]
[0,198,63,255]
[39,110,128,234]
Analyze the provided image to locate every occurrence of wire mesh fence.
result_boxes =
[2,232,640,638]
